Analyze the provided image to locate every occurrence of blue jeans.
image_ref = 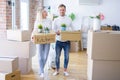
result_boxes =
[55,41,70,70]
[37,44,50,73]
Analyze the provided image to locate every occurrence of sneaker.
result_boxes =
[64,72,69,76]
[53,71,59,76]
[40,73,44,78]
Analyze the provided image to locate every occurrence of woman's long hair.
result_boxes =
[35,8,43,23]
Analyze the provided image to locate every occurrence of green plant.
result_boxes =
[38,24,43,29]
[45,27,49,31]
[61,23,66,27]
[89,13,104,20]
[69,13,75,21]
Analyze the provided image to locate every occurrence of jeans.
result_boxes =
[55,41,70,70]
[37,44,50,73]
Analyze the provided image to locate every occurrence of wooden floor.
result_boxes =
[21,51,87,80]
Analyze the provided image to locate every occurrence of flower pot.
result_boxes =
[92,18,101,31]
[61,27,66,31]
[38,29,43,33]
[45,30,50,33]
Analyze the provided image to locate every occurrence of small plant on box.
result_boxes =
[38,24,43,33]
[61,23,66,31]
[45,27,50,33]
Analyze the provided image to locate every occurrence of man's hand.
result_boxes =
[56,30,60,35]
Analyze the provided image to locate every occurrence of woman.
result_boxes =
[31,9,52,78]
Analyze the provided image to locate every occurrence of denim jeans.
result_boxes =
[37,44,50,73]
[55,41,70,70]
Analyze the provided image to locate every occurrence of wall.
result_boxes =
[44,0,120,30]
[0,0,43,39]
[0,0,10,39]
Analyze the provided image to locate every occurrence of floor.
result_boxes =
[21,51,87,80]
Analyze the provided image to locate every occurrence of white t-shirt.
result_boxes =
[52,16,73,41]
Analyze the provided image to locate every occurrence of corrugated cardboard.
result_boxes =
[33,32,56,44]
[87,31,120,60]
[0,56,18,73]
[19,58,32,74]
[61,31,81,41]
[0,70,20,80]
[7,30,30,41]
[88,59,120,80]
[0,40,36,58]
[70,41,81,52]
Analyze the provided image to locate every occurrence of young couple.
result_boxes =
[31,4,74,78]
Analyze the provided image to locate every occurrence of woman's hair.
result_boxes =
[35,9,47,22]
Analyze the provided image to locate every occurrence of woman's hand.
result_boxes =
[31,36,34,42]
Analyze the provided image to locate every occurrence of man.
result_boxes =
[53,4,73,76]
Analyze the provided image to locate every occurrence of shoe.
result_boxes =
[40,73,44,78]
[64,72,69,76]
[53,71,59,76]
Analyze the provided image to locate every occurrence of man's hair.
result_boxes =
[58,4,66,9]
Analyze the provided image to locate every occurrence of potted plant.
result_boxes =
[38,24,43,33]
[61,23,66,31]
[69,13,76,21]
[45,27,50,33]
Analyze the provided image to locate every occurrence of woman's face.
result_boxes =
[42,10,47,18]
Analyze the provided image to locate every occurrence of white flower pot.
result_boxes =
[38,29,43,33]
[92,18,101,31]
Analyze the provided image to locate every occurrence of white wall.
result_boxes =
[44,0,120,30]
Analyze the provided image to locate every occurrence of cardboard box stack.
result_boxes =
[0,56,21,80]
[87,30,120,80]
[0,30,35,75]
[0,40,35,74]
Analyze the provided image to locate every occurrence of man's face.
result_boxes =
[58,7,66,16]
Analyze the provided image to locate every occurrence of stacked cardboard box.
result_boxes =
[0,57,18,73]
[87,30,120,80]
[7,30,30,41]
[0,70,20,80]
[0,40,35,74]
[33,32,56,44]
[0,57,21,80]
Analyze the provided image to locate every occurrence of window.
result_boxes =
[11,0,29,30]
[20,0,29,30]
[12,0,16,29]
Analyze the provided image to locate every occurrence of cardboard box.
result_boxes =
[88,59,120,80]
[101,26,112,30]
[0,57,18,73]
[19,58,32,74]
[70,41,81,52]
[0,70,20,80]
[33,32,56,44]
[61,31,81,41]
[7,29,30,41]
[0,40,36,58]
[87,31,120,60]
